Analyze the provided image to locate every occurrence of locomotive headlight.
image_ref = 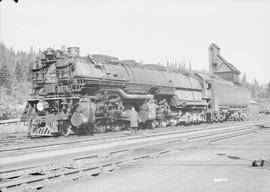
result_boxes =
[36,102,45,112]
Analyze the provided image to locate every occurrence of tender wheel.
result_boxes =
[185,117,191,125]
[219,115,225,122]
[152,120,158,129]
[229,115,234,121]
[59,121,72,137]
[240,114,247,121]
[201,114,206,123]
[216,114,222,122]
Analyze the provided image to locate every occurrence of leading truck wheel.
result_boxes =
[59,121,72,137]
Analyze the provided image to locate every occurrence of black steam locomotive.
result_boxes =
[23,47,250,137]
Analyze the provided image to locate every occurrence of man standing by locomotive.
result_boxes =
[122,106,139,135]
[206,104,212,123]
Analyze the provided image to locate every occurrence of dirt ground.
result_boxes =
[41,127,270,192]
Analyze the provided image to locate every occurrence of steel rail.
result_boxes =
[0,120,268,156]
[0,121,239,146]
[0,116,267,148]
[0,121,269,191]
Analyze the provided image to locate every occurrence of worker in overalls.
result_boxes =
[122,106,139,135]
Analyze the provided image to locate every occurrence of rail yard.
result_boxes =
[0,115,269,191]
[0,44,269,192]
[1,0,270,191]
[40,121,270,192]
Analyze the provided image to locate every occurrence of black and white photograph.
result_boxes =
[0,0,270,191]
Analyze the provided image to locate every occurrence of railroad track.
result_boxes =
[0,116,267,147]
[0,118,266,153]
[1,115,269,151]
[0,119,267,157]
[0,122,237,147]
[0,120,270,192]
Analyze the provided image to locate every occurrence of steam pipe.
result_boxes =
[105,88,153,100]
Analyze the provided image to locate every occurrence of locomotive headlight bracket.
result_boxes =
[37,102,45,112]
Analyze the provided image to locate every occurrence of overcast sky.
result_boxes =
[0,0,269,84]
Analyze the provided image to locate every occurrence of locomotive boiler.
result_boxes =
[23,47,250,137]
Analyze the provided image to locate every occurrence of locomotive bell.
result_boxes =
[68,47,80,57]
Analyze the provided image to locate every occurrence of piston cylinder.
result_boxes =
[70,99,96,127]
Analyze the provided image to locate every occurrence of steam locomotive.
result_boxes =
[23,47,250,137]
